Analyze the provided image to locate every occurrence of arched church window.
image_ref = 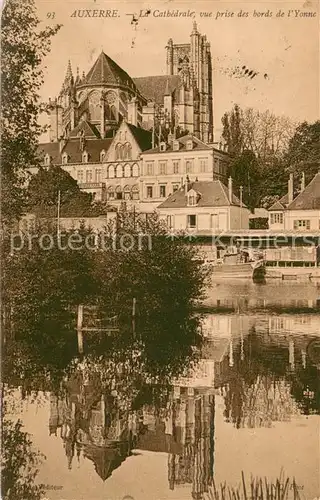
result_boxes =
[124,164,131,178]
[110,105,117,121]
[62,152,68,165]
[123,185,131,200]
[116,164,123,178]
[132,163,139,177]
[106,104,117,122]
[125,143,132,160]
[108,165,115,178]
[100,150,106,162]
[107,185,115,200]
[88,91,100,122]
[82,151,89,163]
[115,185,123,200]
[115,144,123,161]
[132,185,139,200]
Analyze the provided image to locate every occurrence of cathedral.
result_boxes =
[48,22,213,143]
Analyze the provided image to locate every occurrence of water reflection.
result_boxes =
[3,294,320,499]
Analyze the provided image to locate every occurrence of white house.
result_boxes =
[139,134,230,213]
[269,172,320,231]
[158,177,250,233]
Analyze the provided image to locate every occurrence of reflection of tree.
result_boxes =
[219,330,319,428]
[2,418,45,500]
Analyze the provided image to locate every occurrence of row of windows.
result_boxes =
[166,214,197,229]
[270,216,315,230]
[145,159,209,176]
[78,168,102,183]
[76,164,140,182]
[106,185,139,201]
[145,183,180,199]
[166,214,226,230]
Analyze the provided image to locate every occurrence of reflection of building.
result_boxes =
[48,365,218,497]
[166,392,215,499]
[48,373,139,480]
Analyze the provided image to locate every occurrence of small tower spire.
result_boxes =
[75,66,80,84]
[192,21,198,34]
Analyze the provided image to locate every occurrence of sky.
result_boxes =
[34,0,320,140]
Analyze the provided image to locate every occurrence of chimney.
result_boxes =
[228,176,233,203]
[167,132,174,146]
[301,172,305,192]
[185,175,190,195]
[288,173,294,204]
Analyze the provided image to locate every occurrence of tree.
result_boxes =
[221,104,243,155]
[228,150,261,209]
[284,120,320,184]
[2,418,45,500]
[1,0,61,225]
[26,165,96,216]
[222,105,296,207]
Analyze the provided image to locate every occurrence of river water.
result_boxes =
[4,282,320,500]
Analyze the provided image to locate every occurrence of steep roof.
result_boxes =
[37,137,113,164]
[142,134,211,155]
[126,123,152,151]
[69,120,101,139]
[37,142,60,164]
[83,444,127,481]
[82,51,135,88]
[287,172,320,210]
[158,180,244,209]
[133,75,181,104]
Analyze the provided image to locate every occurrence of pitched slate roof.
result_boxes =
[142,134,211,155]
[37,142,60,164]
[37,138,113,164]
[69,120,100,139]
[82,51,135,88]
[127,123,152,151]
[133,75,181,104]
[287,172,320,210]
[158,180,244,209]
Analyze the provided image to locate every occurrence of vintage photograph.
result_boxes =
[1,0,320,499]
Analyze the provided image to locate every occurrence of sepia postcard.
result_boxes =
[1,0,320,500]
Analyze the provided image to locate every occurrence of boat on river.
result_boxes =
[206,249,265,280]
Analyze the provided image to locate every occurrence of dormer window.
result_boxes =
[186,139,193,151]
[82,151,88,163]
[187,189,198,207]
[159,142,167,152]
[62,152,68,165]
[173,140,180,151]
[44,153,51,166]
[100,150,106,162]
[188,195,197,206]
